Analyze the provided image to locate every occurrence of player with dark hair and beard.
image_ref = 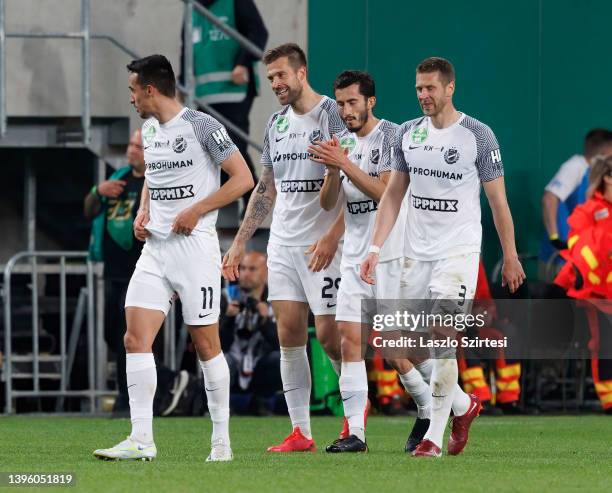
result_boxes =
[313,70,439,453]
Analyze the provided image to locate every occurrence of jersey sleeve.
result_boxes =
[474,124,504,182]
[544,156,588,202]
[322,97,346,137]
[193,115,239,166]
[378,122,398,174]
[261,114,275,168]
[391,123,410,173]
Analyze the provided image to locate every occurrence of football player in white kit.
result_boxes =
[310,71,432,453]
[93,55,254,462]
[362,57,525,457]
[223,44,345,452]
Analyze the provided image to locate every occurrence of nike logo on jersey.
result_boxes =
[341,395,355,402]
[283,388,299,394]
[326,302,337,308]
[408,145,421,150]
[275,136,286,142]
[205,387,219,392]
[199,313,212,319]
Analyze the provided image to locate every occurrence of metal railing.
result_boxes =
[2,251,100,414]
[0,0,92,143]
[0,0,264,152]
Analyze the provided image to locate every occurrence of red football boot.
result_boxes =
[339,398,371,440]
[411,439,442,458]
[267,427,316,453]
[448,393,482,456]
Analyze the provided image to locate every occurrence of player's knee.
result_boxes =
[320,337,341,361]
[340,331,362,360]
[193,336,220,360]
[123,331,145,353]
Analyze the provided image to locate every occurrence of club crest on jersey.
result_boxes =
[276,115,289,133]
[444,147,460,164]
[172,135,187,153]
[143,125,156,144]
[309,129,323,143]
[411,127,428,144]
[340,135,356,153]
[370,149,380,164]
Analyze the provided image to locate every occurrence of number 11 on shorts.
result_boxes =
[201,286,214,310]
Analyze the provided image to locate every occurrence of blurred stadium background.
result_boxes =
[0,1,610,490]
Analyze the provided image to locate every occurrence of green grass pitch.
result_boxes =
[0,415,609,492]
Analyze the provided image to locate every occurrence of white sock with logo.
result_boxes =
[423,358,458,449]
[280,346,312,439]
[399,367,431,419]
[199,353,231,445]
[339,361,368,442]
[127,353,156,445]
[416,358,470,416]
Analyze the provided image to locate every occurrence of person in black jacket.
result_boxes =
[220,251,281,413]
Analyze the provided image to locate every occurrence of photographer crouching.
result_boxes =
[220,251,281,414]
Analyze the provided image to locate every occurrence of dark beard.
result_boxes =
[348,109,369,133]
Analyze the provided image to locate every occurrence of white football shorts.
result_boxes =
[398,252,480,330]
[125,231,221,325]
[266,242,342,316]
[336,257,403,323]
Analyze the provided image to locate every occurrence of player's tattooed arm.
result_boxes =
[223,166,276,281]
[236,166,277,244]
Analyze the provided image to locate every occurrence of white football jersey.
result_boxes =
[261,96,345,246]
[338,119,406,264]
[392,113,504,260]
[142,108,237,239]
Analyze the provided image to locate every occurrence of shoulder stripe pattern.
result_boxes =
[181,108,238,166]
[321,97,346,136]
[459,115,504,182]
[379,120,399,174]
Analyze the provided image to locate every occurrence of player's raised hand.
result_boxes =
[222,241,246,281]
[133,209,151,241]
[501,256,526,293]
[97,180,127,198]
[305,233,338,272]
[308,135,349,169]
[172,205,200,236]
[360,252,379,285]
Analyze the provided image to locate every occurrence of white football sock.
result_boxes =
[339,361,368,442]
[329,358,341,377]
[451,385,471,416]
[126,352,156,445]
[416,358,469,416]
[280,346,312,439]
[199,353,231,445]
[424,358,458,449]
[399,367,431,419]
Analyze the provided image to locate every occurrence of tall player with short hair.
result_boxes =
[93,54,254,462]
[361,57,525,457]
[223,43,345,452]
